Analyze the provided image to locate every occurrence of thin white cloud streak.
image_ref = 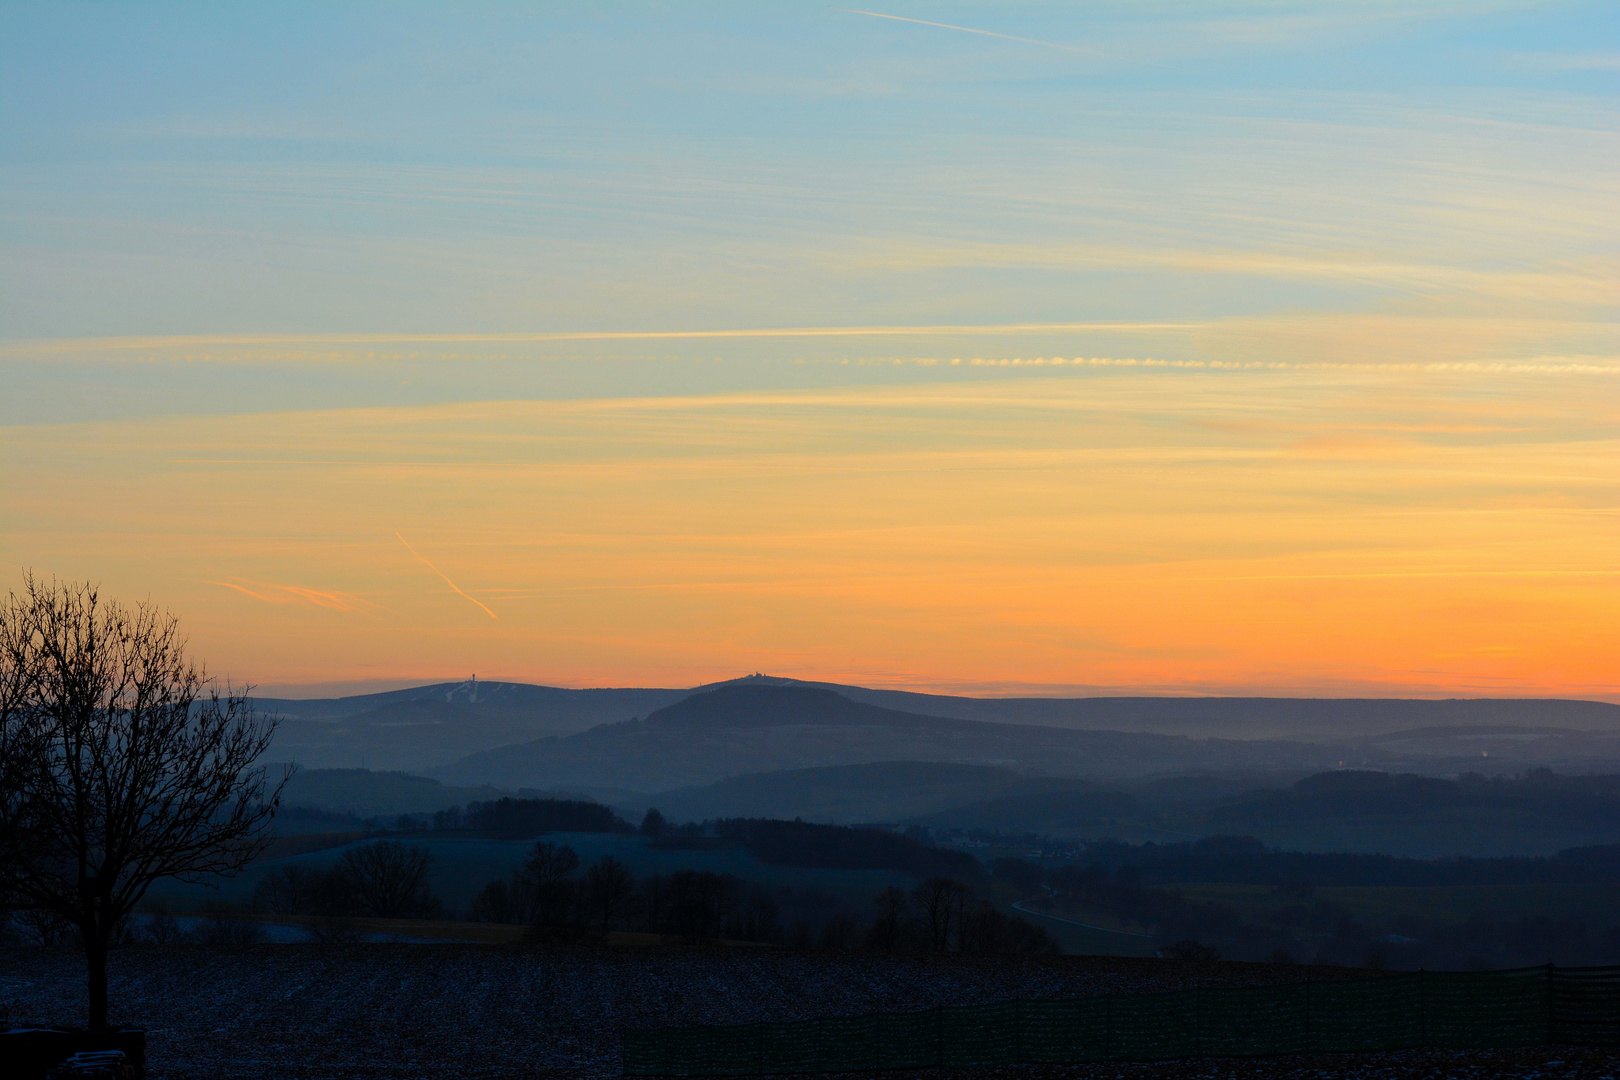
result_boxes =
[834,8,1099,55]
[1506,52,1620,72]
[843,243,1617,305]
[0,324,1203,356]
[1194,569,1620,582]
[394,531,499,620]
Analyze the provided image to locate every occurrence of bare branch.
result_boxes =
[0,572,286,1028]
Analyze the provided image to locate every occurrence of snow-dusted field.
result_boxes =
[4,945,1609,1079]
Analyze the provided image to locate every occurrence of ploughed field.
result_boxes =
[3,944,1374,1079]
[912,1050,1620,1080]
[6,945,1612,1079]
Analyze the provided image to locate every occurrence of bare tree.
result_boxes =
[518,841,579,926]
[865,885,907,951]
[582,855,634,931]
[0,574,286,1029]
[340,840,439,919]
[633,872,668,934]
[469,877,521,923]
[140,906,185,945]
[912,877,969,953]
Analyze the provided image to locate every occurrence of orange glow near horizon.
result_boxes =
[5,362,1617,700]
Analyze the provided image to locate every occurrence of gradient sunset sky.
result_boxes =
[2,2,1615,698]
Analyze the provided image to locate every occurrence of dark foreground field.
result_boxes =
[3,944,1613,1080]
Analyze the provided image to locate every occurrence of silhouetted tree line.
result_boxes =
[865,877,1058,955]
[1062,835,1620,887]
[1038,860,1266,957]
[252,840,442,920]
[712,818,981,879]
[997,850,1620,969]
[465,839,1055,954]
[1403,914,1620,970]
[438,797,633,838]
[1212,769,1620,830]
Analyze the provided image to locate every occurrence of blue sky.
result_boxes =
[3,2,1613,348]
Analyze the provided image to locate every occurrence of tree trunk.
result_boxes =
[86,931,109,1029]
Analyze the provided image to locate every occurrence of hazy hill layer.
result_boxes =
[268,758,1620,858]
[259,674,1620,775]
[429,684,1360,791]
[908,789,1152,839]
[276,767,511,819]
[1196,769,1620,858]
[813,682,1620,741]
[643,761,1109,824]
[260,679,690,771]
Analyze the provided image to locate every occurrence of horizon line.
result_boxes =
[244,673,1620,704]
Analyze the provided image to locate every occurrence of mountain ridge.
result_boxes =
[262,674,1620,775]
[427,684,1385,791]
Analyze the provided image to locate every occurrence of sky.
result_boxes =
[1,2,1616,698]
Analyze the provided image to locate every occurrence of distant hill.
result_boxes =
[276,767,510,818]
[428,684,1364,791]
[259,679,691,771]
[808,682,1620,741]
[268,758,1620,859]
[908,789,1150,839]
[257,673,1620,775]
[1195,769,1620,858]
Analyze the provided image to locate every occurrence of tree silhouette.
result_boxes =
[639,808,667,837]
[0,574,285,1028]
[519,841,579,926]
[865,885,907,951]
[583,855,634,931]
[911,877,968,952]
[341,841,439,919]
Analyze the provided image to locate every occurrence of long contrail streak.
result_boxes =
[3,323,1195,356]
[835,8,1096,54]
[395,531,498,620]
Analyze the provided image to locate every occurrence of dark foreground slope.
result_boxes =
[4,944,1371,1080]
[10,945,1609,1080]
[430,685,1358,790]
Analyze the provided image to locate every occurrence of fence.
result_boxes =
[622,965,1620,1075]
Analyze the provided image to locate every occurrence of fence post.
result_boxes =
[757,1022,765,1076]
[1106,995,1114,1060]
[1304,979,1312,1055]
[1419,970,1428,1049]
[1546,963,1555,1047]
[1194,986,1201,1058]
[936,1006,944,1069]
[1014,999,1023,1064]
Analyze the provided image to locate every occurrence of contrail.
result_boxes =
[395,531,499,620]
[835,7,1096,54]
[2,322,1199,356]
